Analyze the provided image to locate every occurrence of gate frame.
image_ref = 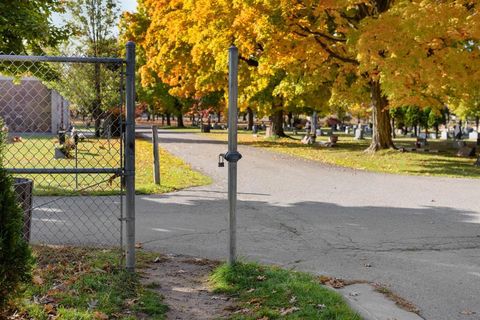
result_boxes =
[0,42,136,271]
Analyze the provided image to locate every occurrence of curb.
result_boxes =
[336,284,424,320]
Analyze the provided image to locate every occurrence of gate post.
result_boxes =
[125,41,136,272]
[227,45,241,265]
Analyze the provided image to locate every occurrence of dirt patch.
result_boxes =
[139,254,234,320]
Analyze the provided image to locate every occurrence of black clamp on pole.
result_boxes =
[224,151,242,163]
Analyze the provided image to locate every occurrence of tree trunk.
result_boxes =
[287,112,293,127]
[217,112,221,123]
[271,108,286,137]
[177,113,184,128]
[476,116,479,131]
[166,113,171,126]
[391,117,396,138]
[366,80,395,152]
[247,107,254,130]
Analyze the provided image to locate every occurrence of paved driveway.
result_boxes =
[136,129,479,320]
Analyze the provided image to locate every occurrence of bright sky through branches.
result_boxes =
[52,0,137,29]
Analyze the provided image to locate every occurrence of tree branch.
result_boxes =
[239,55,259,67]
[295,23,347,42]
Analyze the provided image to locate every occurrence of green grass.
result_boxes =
[5,136,211,195]
[211,262,361,319]
[6,246,167,320]
[203,130,480,179]
[135,139,212,194]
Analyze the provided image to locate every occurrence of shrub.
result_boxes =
[0,119,33,307]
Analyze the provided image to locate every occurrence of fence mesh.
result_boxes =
[0,54,125,261]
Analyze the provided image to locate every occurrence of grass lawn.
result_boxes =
[135,139,211,194]
[202,130,480,179]
[5,136,211,196]
[4,246,168,320]
[211,262,361,319]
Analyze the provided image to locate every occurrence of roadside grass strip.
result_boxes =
[5,246,168,320]
[211,262,361,319]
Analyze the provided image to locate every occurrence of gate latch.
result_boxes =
[218,151,242,168]
[218,154,225,167]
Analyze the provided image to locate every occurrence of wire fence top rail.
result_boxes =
[6,168,122,174]
[0,54,124,64]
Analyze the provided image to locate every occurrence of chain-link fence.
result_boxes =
[0,47,136,267]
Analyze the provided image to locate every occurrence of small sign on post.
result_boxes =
[152,125,160,185]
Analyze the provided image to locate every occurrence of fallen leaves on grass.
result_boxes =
[93,310,109,319]
[280,306,300,315]
[32,275,44,285]
[256,275,266,281]
[43,304,55,314]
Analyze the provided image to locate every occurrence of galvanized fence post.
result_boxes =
[125,42,136,272]
[227,45,241,265]
[152,125,160,185]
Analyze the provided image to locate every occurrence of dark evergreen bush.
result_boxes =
[0,120,33,307]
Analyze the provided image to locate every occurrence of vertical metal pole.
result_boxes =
[152,125,160,185]
[125,41,136,272]
[228,46,239,265]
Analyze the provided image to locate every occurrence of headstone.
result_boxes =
[201,124,211,133]
[469,131,479,140]
[252,125,258,134]
[265,125,273,138]
[429,133,437,139]
[457,146,476,157]
[454,125,462,140]
[416,137,427,148]
[418,132,427,139]
[54,147,66,159]
[440,131,449,140]
[345,126,350,134]
[301,135,314,145]
[329,135,338,144]
[316,129,321,136]
[354,128,364,140]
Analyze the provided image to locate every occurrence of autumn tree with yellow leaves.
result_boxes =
[120,0,479,151]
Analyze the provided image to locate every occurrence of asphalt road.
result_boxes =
[136,129,480,320]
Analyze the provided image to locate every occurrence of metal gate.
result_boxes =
[0,43,136,269]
